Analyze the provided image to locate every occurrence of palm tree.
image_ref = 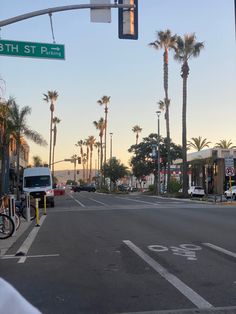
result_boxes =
[93,117,105,172]
[97,96,110,165]
[188,136,211,151]
[9,100,47,199]
[149,29,177,193]
[132,125,142,145]
[174,33,204,196]
[214,139,236,149]
[51,116,61,176]
[32,155,43,167]
[76,140,86,182]
[87,135,96,182]
[43,90,58,169]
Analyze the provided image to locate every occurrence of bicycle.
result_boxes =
[0,196,15,239]
[15,196,36,221]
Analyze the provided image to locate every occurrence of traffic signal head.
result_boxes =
[78,157,82,164]
[118,0,138,40]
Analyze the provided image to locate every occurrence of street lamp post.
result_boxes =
[156,111,161,195]
[109,133,113,191]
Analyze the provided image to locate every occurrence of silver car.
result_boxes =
[224,186,236,200]
[188,186,205,197]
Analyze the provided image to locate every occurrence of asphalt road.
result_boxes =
[0,190,236,314]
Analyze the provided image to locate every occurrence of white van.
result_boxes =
[23,167,55,207]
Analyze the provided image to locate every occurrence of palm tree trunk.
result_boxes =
[104,107,108,164]
[181,61,189,197]
[16,138,21,200]
[100,136,103,172]
[163,50,171,193]
[89,150,93,182]
[49,109,53,169]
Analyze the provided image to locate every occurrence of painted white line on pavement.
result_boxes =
[68,193,85,207]
[16,215,47,263]
[89,198,107,206]
[2,254,59,260]
[123,240,213,310]
[117,305,236,314]
[203,243,236,259]
[115,197,160,206]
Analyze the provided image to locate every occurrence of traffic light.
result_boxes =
[118,0,138,40]
[78,157,82,164]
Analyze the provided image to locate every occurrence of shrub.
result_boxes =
[169,179,182,193]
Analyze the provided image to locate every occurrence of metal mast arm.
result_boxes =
[0,4,134,27]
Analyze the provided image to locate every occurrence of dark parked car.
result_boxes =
[72,184,96,192]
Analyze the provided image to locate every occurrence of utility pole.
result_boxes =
[109,132,113,191]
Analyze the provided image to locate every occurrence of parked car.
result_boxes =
[117,184,129,192]
[224,186,236,200]
[72,184,96,192]
[188,186,205,197]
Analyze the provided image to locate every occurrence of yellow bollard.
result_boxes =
[35,198,40,227]
[44,195,47,215]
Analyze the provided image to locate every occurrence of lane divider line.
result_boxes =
[89,198,107,206]
[16,215,47,263]
[67,193,85,207]
[123,240,213,310]
[203,243,236,259]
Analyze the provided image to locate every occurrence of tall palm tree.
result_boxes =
[76,140,86,181]
[174,33,204,196]
[9,100,47,199]
[93,117,105,172]
[87,135,96,182]
[132,125,142,145]
[188,136,211,151]
[97,96,110,165]
[43,90,58,169]
[149,29,177,193]
[214,139,236,149]
[51,116,61,176]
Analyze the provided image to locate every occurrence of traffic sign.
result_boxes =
[225,167,235,177]
[0,39,65,60]
[224,156,234,167]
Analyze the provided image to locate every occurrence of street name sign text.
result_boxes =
[0,39,65,60]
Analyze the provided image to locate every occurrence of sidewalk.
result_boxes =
[0,219,32,257]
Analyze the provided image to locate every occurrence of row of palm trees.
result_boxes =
[188,136,236,151]
[75,96,111,184]
[149,30,204,196]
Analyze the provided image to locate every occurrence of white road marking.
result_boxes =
[115,197,160,206]
[68,193,85,207]
[203,243,236,259]
[117,305,236,314]
[89,198,107,206]
[123,240,213,309]
[2,254,59,260]
[16,215,47,263]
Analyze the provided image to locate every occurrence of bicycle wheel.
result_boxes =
[21,204,36,221]
[14,213,21,231]
[0,213,15,239]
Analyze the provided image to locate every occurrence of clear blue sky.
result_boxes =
[1,0,235,170]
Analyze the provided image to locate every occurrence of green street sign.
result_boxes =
[0,39,65,60]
